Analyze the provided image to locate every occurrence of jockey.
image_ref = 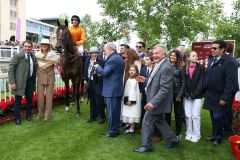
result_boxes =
[69,15,86,55]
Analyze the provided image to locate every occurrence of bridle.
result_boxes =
[56,27,79,64]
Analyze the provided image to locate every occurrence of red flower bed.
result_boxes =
[233,98,240,111]
[0,87,73,113]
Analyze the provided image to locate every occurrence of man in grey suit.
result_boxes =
[134,44,180,153]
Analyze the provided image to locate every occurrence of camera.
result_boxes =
[92,62,98,74]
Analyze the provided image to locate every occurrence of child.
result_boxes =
[184,51,205,142]
[121,65,142,133]
[143,55,154,78]
[139,54,154,123]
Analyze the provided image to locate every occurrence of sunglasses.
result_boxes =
[136,46,142,48]
[211,47,219,50]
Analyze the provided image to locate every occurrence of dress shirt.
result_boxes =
[88,59,96,80]
[25,53,33,77]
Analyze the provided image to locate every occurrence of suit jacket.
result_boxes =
[96,52,124,97]
[97,52,107,61]
[204,55,238,112]
[145,58,174,114]
[139,65,147,94]
[8,51,37,96]
[84,57,105,93]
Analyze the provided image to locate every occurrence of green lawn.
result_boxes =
[0,100,236,160]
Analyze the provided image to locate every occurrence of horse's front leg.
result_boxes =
[65,80,70,112]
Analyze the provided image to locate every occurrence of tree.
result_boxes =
[97,0,224,49]
[58,13,69,24]
[213,0,240,57]
[97,19,124,42]
[81,14,99,49]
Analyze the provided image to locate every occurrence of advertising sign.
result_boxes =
[192,40,236,65]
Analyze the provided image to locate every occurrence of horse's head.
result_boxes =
[55,19,70,54]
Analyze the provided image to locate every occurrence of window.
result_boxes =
[10,22,16,30]
[10,10,17,19]
[10,0,17,6]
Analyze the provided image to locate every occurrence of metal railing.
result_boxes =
[0,71,65,103]
[0,58,11,67]
[0,45,20,58]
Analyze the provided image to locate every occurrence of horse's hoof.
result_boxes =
[76,113,81,117]
[65,107,70,112]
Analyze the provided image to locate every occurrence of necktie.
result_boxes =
[211,58,217,67]
[27,54,31,79]
[146,69,149,78]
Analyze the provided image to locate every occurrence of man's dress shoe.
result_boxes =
[164,139,181,148]
[86,118,94,123]
[103,133,119,138]
[213,140,221,147]
[133,146,153,153]
[98,118,106,124]
[205,137,215,141]
[15,118,21,125]
[26,115,32,121]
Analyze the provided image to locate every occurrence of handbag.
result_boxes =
[124,96,136,105]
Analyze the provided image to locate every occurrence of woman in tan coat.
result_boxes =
[35,39,59,120]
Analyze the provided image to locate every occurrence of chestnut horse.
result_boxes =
[55,19,82,116]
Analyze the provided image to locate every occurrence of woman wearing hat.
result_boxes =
[84,46,106,124]
[35,39,59,120]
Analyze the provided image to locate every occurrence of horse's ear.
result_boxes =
[57,19,61,26]
[65,19,68,27]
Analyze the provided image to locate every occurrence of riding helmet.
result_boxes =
[71,15,80,23]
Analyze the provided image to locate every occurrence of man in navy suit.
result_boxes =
[204,40,238,147]
[97,42,107,61]
[94,42,125,138]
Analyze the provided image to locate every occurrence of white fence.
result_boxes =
[0,58,11,67]
[0,71,65,102]
[0,45,19,58]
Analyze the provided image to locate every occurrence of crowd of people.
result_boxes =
[0,40,21,46]
[7,14,240,154]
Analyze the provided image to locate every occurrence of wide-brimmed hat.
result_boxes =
[40,39,50,44]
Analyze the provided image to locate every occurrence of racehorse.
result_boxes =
[55,19,83,116]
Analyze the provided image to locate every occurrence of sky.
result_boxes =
[26,0,103,21]
[26,0,234,20]
[26,0,235,47]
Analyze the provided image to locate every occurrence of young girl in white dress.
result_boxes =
[121,65,142,133]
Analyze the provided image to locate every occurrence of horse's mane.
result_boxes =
[57,25,77,55]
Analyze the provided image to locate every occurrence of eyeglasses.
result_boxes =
[136,46,142,48]
[211,47,219,50]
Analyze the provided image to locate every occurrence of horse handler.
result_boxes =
[35,39,59,121]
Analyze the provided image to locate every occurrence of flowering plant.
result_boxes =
[0,87,74,114]
[233,98,240,111]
